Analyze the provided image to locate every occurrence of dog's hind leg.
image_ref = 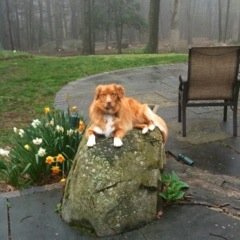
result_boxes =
[134,123,154,134]
[144,107,168,143]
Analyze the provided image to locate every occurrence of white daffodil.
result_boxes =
[56,125,64,133]
[67,129,74,136]
[0,148,10,157]
[31,119,41,128]
[49,119,54,126]
[32,137,43,145]
[19,129,25,138]
[13,127,18,133]
[37,147,46,157]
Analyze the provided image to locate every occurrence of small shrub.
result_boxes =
[0,107,85,188]
[160,171,189,202]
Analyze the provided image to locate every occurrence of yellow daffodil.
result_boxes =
[78,120,85,132]
[51,165,61,175]
[56,154,65,163]
[60,178,66,183]
[45,156,55,165]
[24,144,31,151]
[44,107,50,114]
[70,106,78,112]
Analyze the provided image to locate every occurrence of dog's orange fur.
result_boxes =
[86,84,168,147]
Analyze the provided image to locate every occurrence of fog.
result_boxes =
[0,0,240,54]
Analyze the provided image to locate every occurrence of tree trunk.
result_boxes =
[70,0,78,39]
[145,0,160,53]
[223,0,230,43]
[54,0,64,50]
[186,0,192,45]
[46,0,54,41]
[238,8,240,42]
[5,0,14,50]
[82,0,95,55]
[104,0,111,50]
[38,0,43,48]
[14,0,21,50]
[170,0,180,51]
[218,0,222,42]
[115,22,123,54]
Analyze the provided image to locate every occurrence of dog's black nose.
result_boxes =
[106,102,112,108]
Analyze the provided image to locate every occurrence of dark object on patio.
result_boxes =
[178,46,240,137]
[177,154,194,166]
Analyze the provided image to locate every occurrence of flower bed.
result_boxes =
[0,107,85,189]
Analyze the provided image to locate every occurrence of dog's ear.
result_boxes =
[115,84,125,99]
[95,85,102,100]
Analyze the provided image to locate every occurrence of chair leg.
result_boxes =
[233,104,237,137]
[178,93,181,122]
[223,105,227,122]
[182,104,186,137]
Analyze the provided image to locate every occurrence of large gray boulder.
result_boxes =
[61,128,166,237]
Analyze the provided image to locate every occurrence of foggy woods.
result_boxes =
[1,0,240,54]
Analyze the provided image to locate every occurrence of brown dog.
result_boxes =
[86,84,168,147]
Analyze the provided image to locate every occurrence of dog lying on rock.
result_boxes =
[86,84,168,147]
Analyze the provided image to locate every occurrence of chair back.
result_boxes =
[188,46,240,100]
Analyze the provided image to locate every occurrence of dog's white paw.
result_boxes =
[149,124,156,131]
[113,137,123,147]
[142,127,149,134]
[87,134,96,147]
[93,126,104,135]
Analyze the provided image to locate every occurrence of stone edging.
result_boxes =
[0,182,64,199]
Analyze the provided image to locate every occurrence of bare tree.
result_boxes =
[5,0,14,50]
[1,0,240,52]
[38,0,43,48]
[170,0,180,51]
[218,0,222,42]
[25,0,35,50]
[13,0,21,50]
[54,0,64,50]
[104,0,111,50]
[186,0,193,45]
[145,0,160,53]
[69,0,79,39]
[112,0,125,54]
[238,3,240,42]
[223,0,230,43]
[46,0,54,41]
[82,0,95,55]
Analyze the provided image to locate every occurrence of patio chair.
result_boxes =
[178,46,240,137]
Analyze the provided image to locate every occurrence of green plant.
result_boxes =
[160,171,189,202]
[0,107,85,188]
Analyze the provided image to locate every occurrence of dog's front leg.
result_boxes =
[86,127,96,147]
[87,134,96,147]
[113,128,126,147]
[86,122,106,147]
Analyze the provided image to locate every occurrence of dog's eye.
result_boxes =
[99,94,106,99]
[111,93,117,98]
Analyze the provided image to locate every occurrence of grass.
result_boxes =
[0,51,187,146]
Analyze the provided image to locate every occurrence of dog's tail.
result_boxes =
[145,106,168,144]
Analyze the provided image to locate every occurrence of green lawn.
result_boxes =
[0,51,187,146]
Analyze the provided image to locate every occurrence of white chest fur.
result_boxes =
[104,115,115,137]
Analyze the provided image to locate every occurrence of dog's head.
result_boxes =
[94,84,125,114]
